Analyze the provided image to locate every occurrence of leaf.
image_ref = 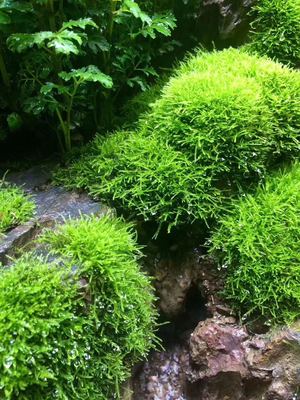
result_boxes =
[7,112,22,131]
[133,12,176,39]
[61,18,98,31]
[0,1,33,12]
[48,32,81,55]
[122,0,152,25]
[87,33,110,54]
[40,82,69,96]
[0,10,10,24]
[7,31,53,52]
[59,66,113,89]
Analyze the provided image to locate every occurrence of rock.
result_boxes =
[0,165,112,264]
[7,163,54,190]
[196,0,255,47]
[132,345,190,400]
[153,248,230,320]
[246,324,300,400]
[187,318,300,400]
[154,251,202,318]
[0,222,37,264]
[189,315,249,381]
[33,187,107,223]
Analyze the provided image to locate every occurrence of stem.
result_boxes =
[48,0,56,31]
[55,107,68,153]
[58,79,80,153]
[105,0,117,75]
[0,44,10,89]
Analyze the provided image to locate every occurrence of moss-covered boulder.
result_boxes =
[211,162,300,324]
[56,49,300,232]
[0,216,158,399]
[246,0,300,67]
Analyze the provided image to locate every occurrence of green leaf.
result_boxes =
[7,31,53,52]
[61,18,98,31]
[0,1,33,12]
[0,10,10,24]
[7,112,22,131]
[59,66,113,89]
[48,35,80,55]
[40,82,69,96]
[122,0,152,25]
[87,34,110,54]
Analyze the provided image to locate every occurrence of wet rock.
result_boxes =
[1,165,111,264]
[188,318,300,400]
[133,345,190,400]
[197,0,255,47]
[7,163,54,190]
[189,315,249,381]
[153,248,230,320]
[246,324,300,400]
[154,251,202,318]
[0,222,36,264]
[33,187,107,223]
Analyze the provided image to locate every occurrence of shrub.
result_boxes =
[0,216,158,399]
[0,181,35,234]
[0,1,177,152]
[246,0,300,67]
[56,49,300,232]
[210,162,300,325]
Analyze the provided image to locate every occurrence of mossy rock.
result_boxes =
[246,0,300,67]
[0,181,35,235]
[56,49,300,233]
[211,162,300,325]
[0,216,158,399]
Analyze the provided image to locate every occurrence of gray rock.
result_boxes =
[0,165,111,264]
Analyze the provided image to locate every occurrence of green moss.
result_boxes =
[0,182,35,234]
[0,216,158,399]
[55,49,300,232]
[211,162,300,325]
[246,0,300,67]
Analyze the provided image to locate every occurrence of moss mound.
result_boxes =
[211,163,300,325]
[246,0,300,67]
[56,49,300,232]
[0,182,35,234]
[0,216,158,399]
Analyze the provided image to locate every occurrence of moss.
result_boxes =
[211,162,300,325]
[246,0,300,67]
[0,181,35,234]
[55,49,300,233]
[0,216,158,399]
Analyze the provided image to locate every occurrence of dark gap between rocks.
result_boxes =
[158,284,210,347]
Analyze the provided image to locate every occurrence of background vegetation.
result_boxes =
[0,0,206,154]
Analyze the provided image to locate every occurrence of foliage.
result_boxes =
[0,215,158,399]
[0,181,35,234]
[0,0,177,152]
[210,162,300,325]
[56,49,300,233]
[120,77,168,126]
[246,0,300,67]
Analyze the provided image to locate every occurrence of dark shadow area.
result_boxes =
[158,285,210,347]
